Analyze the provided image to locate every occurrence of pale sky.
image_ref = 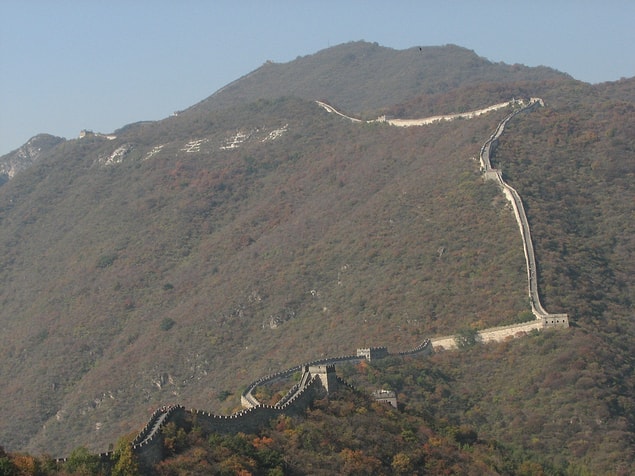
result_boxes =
[1,0,634,155]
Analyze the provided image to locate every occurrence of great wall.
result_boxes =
[54,99,568,470]
[317,97,569,349]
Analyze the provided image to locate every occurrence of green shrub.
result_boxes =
[455,327,480,349]
[96,252,118,268]
[64,446,101,474]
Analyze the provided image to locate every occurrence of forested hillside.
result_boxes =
[0,97,530,456]
[0,42,632,473]
[191,41,569,117]
[0,134,65,185]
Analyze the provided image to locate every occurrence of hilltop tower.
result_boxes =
[306,364,338,393]
[356,346,389,362]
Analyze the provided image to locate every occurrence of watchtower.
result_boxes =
[306,364,338,393]
[542,314,569,328]
[356,346,389,362]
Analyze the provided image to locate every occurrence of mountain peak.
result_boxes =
[0,133,65,184]
[192,41,568,116]
[0,42,632,473]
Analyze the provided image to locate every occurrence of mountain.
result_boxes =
[0,43,569,187]
[0,134,65,185]
[0,41,633,473]
[191,41,569,116]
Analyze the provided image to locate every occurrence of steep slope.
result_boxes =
[0,42,632,473]
[395,81,635,473]
[321,78,635,473]
[0,42,568,185]
[0,134,66,185]
[190,41,569,117]
[0,96,529,455]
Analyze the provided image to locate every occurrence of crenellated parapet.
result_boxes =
[396,339,432,357]
[240,354,362,409]
[241,340,435,412]
[241,364,303,408]
[52,96,573,470]
[129,341,435,468]
[356,346,389,361]
[129,375,330,470]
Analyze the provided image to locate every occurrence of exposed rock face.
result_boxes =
[0,133,65,183]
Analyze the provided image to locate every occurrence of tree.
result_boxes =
[0,456,16,476]
[111,434,140,476]
[455,327,480,349]
[392,452,414,474]
[64,446,101,475]
[162,422,187,456]
[9,454,37,475]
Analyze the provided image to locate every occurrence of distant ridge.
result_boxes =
[0,134,65,185]
[191,41,570,116]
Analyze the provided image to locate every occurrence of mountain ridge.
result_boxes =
[0,41,632,473]
[0,134,65,185]
[190,41,570,116]
[0,42,581,184]
[0,96,532,455]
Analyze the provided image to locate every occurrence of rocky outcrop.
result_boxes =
[0,134,65,183]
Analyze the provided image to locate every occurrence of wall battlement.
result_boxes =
[54,97,571,471]
[542,314,569,327]
[124,340,431,469]
[478,98,569,326]
[356,347,389,361]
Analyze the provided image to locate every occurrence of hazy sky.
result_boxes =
[1,0,634,155]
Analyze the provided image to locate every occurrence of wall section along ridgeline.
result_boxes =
[317,97,569,350]
[476,98,568,324]
[52,99,568,470]
[54,342,434,471]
